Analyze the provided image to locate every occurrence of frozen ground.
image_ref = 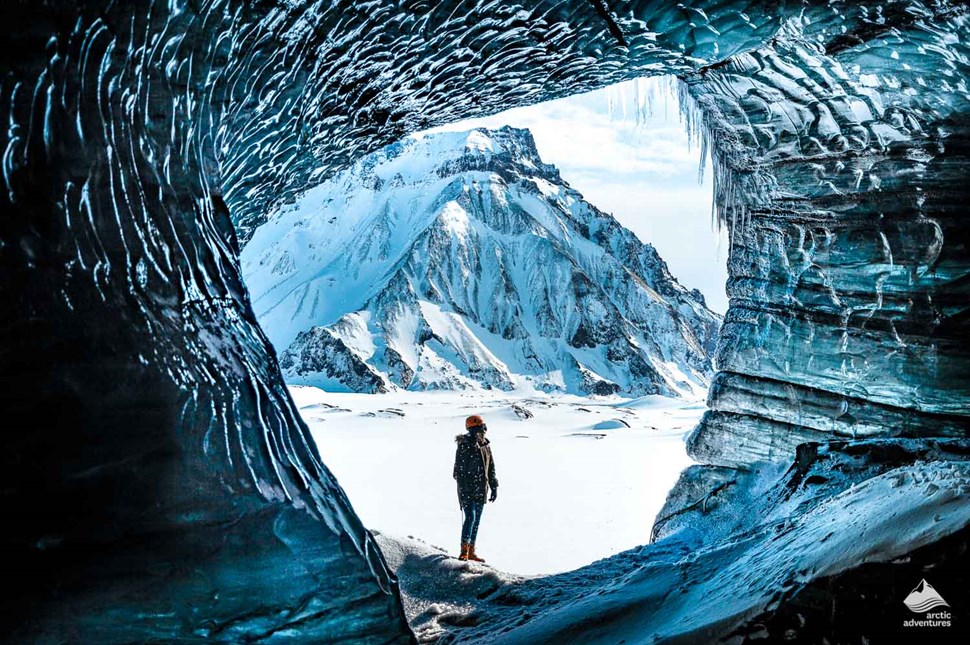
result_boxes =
[290,385,704,575]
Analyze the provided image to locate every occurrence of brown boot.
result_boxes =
[458,543,470,561]
[467,544,485,563]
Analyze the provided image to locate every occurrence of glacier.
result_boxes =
[241,127,720,397]
[0,0,967,642]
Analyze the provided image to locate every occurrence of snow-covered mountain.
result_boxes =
[241,127,721,397]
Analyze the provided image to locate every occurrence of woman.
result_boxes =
[453,414,499,562]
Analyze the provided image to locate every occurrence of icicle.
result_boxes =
[604,76,679,127]
[602,75,742,252]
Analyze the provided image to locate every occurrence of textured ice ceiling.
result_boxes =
[0,0,967,641]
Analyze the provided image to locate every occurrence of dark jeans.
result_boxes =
[460,501,485,544]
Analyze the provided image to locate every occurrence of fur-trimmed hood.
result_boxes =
[455,432,489,445]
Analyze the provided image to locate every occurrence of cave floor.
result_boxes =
[374,456,970,644]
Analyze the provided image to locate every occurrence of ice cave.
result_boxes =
[1,0,968,642]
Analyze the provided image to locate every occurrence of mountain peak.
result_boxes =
[242,125,720,397]
[423,125,536,155]
[460,126,540,159]
[406,126,561,183]
[322,126,557,192]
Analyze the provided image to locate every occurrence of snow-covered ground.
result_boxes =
[290,385,703,575]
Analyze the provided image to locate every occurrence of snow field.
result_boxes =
[290,385,703,575]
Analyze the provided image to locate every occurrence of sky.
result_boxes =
[422,77,730,314]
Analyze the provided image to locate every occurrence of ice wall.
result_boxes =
[0,0,966,641]
[683,3,970,467]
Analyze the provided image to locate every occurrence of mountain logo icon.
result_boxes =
[903,579,950,613]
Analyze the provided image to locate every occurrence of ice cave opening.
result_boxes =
[238,75,732,577]
[2,2,968,642]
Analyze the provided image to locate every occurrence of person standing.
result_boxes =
[453,414,498,562]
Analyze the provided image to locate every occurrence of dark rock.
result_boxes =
[283,328,389,394]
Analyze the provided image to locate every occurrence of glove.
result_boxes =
[489,488,498,503]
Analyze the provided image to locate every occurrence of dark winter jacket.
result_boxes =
[453,433,498,506]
